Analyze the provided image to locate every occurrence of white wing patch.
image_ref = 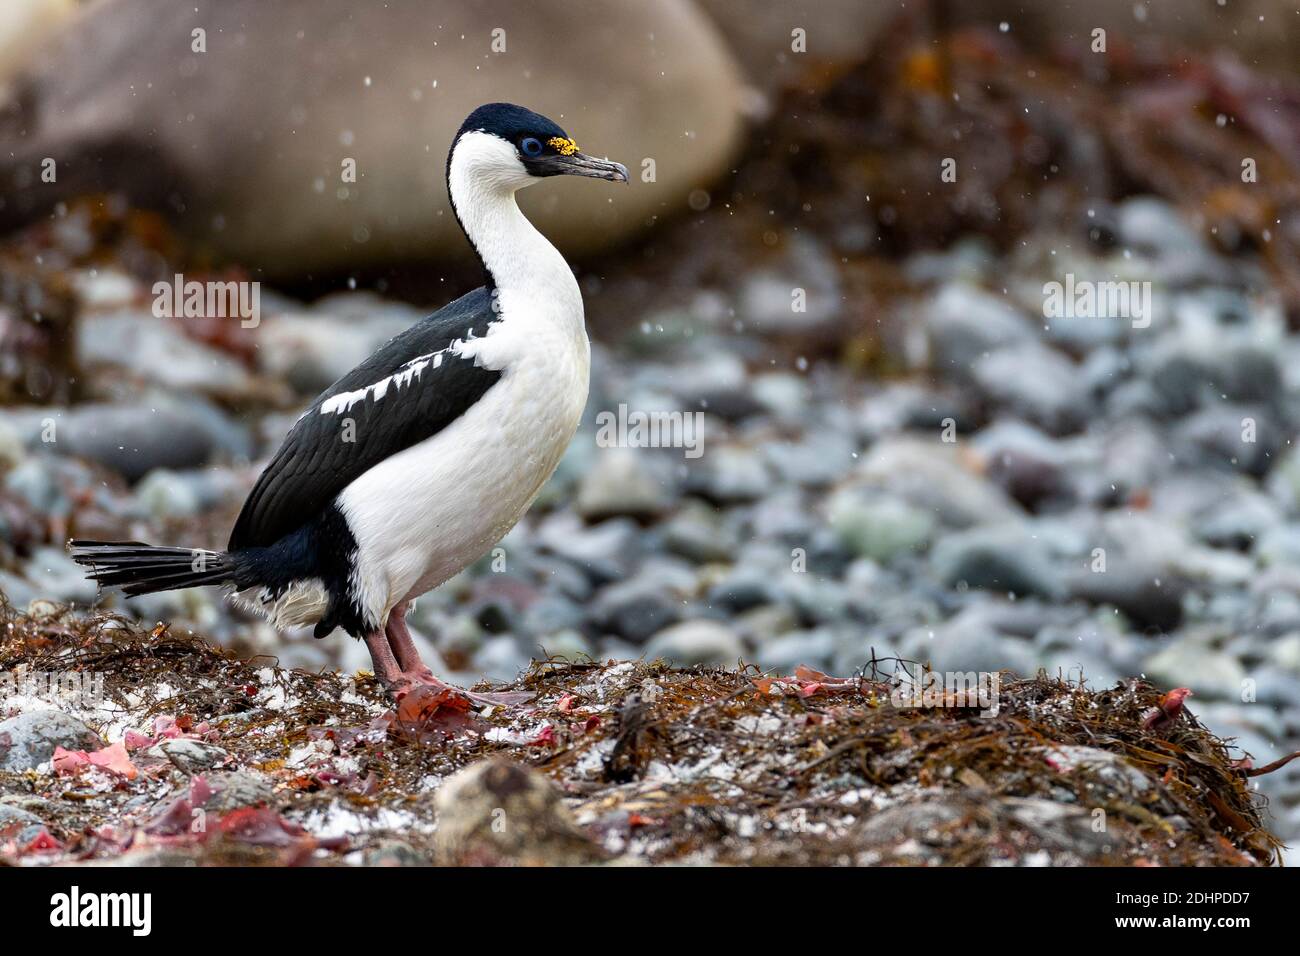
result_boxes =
[319,349,452,416]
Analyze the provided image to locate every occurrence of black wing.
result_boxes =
[228,287,502,551]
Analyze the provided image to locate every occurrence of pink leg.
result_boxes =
[372,602,531,707]
[362,629,405,688]
[386,603,435,679]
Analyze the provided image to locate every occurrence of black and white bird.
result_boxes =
[70,103,628,700]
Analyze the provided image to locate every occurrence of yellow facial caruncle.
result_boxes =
[547,136,579,156]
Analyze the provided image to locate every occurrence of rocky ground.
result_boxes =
[0,605,1281,866]
[3,32,1300,862]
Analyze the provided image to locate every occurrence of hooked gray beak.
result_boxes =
[529,151,629,183]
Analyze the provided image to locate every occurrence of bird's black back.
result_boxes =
[228,286,502,552]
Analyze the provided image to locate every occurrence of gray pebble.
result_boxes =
[0,711,101,772]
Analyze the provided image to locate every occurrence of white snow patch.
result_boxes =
[298,800,431,840]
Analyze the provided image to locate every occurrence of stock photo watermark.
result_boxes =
[0,664,105,708]
[889,668,1001,718]
[594,403,705,459]
[1043,273,1152,329]
[49,887,151,936]
[152,273,262,328]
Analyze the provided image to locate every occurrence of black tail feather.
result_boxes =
[68,540,239,597]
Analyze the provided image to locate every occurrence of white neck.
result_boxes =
[447,132,579,303]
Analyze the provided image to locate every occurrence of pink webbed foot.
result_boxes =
[393,672,531,708]
[364,605,531,709]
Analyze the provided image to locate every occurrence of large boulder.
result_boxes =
[0,0,744,277]
[0,0,75,82]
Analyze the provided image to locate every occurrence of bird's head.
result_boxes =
[448,102,629,194]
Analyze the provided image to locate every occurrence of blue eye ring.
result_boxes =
[520,136,544,158]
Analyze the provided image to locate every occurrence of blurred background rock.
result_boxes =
[3,0,1300,852]
[0,0,745,275]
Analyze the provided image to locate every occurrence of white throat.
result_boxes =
[448,131,580,305]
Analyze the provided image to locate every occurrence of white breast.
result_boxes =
[337,298,588,627]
